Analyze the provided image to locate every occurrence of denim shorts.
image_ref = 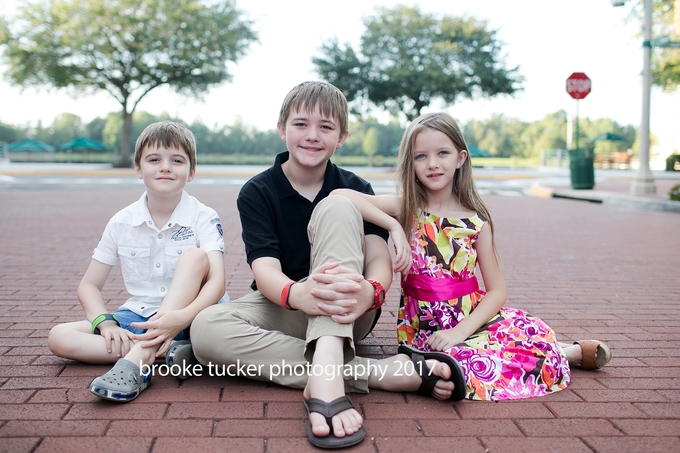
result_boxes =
[112,309,189,340]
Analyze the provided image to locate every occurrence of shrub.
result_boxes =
[669,183,680,202]
[666,154,680,171]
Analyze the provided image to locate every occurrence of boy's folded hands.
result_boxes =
[286,262,371,323]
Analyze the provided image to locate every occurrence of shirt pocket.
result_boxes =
[165,244,196,277]
[119,246,152,282]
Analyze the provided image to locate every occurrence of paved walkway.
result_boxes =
[1,180,679,452]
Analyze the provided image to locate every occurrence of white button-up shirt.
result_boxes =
[93,191,225,317]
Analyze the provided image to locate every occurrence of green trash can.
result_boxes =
[568,149,594,190]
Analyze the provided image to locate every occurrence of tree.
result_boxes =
[51,113,84,146]
[362,127,379,166]
[0,0,256,167]
[651,0,680,91]
[313,5,523,121]
[463,114,528,157]
[518,111,568,158]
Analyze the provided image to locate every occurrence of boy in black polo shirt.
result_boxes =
[191,81,457,449]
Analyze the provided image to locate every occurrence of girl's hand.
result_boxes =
[131,311,188,357]
[390,227,411,275]
[426,328,468,352]
[98,323,135,358]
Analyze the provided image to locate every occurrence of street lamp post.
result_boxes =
[613,0,657,195]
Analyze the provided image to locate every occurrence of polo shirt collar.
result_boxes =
[130,191,193,230]
[273,151,339,200]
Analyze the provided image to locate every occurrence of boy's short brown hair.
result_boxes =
[278,81,349,134]
[134,121,197,171]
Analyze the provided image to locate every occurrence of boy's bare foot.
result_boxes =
[302,385,363,439]
[304,336,363,440]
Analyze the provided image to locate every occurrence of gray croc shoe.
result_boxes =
[89,358,151,402]
[166,340,198,381]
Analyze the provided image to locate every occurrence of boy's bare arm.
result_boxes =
[77,259,114,322]
[78,259,134,356]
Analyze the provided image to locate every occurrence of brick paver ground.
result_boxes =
[1,184,679,453]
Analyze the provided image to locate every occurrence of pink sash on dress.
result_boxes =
[401,274,479,302]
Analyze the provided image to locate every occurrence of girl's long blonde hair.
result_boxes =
[396,112,498,260]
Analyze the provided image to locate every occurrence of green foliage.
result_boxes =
[669,183,680,200]
[341,119,404,157]
[0,0,257,167]
[362,127,380,166]
[0,122,19,144]
[651,0,680,91]
[626,1,680,90]
[313,5,522,121]
[666,153,680,171]
[463,114,528,157]
[2,109,639,166]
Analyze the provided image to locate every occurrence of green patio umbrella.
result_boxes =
[58,137,110,162]
[7,139,55,152]
[587,132,625,143]
[467,144,491,157]
[58,137,109,151]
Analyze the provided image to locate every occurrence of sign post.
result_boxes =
[566,72,591,150]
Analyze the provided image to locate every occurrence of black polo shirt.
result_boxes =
[237,152,389,290]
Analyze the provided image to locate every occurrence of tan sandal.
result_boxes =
[573,340,612,370]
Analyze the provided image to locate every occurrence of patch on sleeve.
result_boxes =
[210,218,223,237]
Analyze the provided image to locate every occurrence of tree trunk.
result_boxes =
[116,108,133,168]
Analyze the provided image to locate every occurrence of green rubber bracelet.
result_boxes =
[92,313,120,335]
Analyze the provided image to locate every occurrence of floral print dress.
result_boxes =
[397,210,571,401]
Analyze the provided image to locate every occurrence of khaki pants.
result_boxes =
[191,195,378,393]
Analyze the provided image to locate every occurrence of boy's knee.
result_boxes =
[312,195,361,225]
[47,323,68,356]
[316,194,356,214]
[177,247,209,271]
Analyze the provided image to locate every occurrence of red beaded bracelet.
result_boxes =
[280,281,297,310]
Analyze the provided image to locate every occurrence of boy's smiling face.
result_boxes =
[277,105,348,170]
[135,144,195,198]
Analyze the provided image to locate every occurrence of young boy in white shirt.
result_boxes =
[48,121,226,402]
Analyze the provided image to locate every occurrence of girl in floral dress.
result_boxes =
[334,112,610,401]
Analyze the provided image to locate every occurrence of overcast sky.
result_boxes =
[1,0,679,151]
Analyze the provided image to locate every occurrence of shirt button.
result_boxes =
[148,220,152,225]
[160,287,166,292]
[220,245,224,250]
[131,251,136,256]
[177,249,182,254]
[158,233,163,239]
[141,306,145,309]
[156,263,161,268]
[167,223,172,227]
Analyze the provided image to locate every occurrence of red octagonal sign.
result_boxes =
[566,72,591,99]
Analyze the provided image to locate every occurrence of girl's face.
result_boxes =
[412,129,467,195]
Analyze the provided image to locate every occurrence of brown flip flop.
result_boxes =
[573,340,612,370]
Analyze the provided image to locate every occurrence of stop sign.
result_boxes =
[566,72,591,99]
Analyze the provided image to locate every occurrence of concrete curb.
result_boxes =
[530,183,680,213]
